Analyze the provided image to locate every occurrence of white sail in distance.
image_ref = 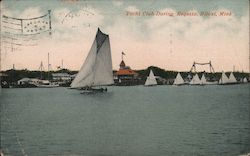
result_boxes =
[189,74,201,85]
[219,72,230,84]
[71,28,114,88]
[228,72,237,83]
[201,74,207,85]
[173,72,185,85]
[145,70,157,86]
[243,77,248,83]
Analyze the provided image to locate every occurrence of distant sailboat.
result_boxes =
[219,72,237,85]
[35,53,59,88]
[189,74,201,85]
[200,74,207,85]
[219,71,229,84]
[144,70,157,86]
[243,77,248,83]
[200,73,217,85]
[228,72,237,83]
[173,72,185,85]
[70,28,114,92]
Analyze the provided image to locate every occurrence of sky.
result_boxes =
[0,0,249,72]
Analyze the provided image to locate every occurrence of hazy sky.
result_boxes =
[1,0,249,72]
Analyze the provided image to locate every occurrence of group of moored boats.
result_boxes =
[144,70,248,86]
[173,72,247,86]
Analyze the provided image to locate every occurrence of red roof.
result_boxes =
[116,69,136,75]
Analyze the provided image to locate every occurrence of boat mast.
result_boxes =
[39,61,44,79]
[61,59,63,69]
[48,53,50,80]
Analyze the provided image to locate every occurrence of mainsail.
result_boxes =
[228,72,237,83]
[200,74,207,84]
[144,70,157,86]
[173,72,185,85]
[189,74,201,85]
[243,77,248,83]
[219,72,229,84]
[70,28,114,88]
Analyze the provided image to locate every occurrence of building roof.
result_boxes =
[119,60,126,67]
[116,69,137,76]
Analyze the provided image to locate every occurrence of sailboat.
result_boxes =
[200,73,207,85]
[243,77,248,83]
[173,72,185,85]
[200,73,217,85]
[189,73,201,85]
[219,71,229,84]
[144,70,157,86]
[35,54,60,88]
[219,72,237,85]
[228,72,237,84]
[70,28,114,93]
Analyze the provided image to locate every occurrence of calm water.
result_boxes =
[0,85,250,156]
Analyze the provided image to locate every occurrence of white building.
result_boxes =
[52,73,72,81]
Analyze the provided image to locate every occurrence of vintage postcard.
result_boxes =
[0,0,249,155]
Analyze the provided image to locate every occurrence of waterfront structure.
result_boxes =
[114,59,138,85]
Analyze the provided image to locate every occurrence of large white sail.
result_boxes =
[200,74,207,84]
[228,72,237,83]
[189,74,201,85]
[173,72,185,85]
[71,28,114,88]
[243,77,248,83]
[144,70,157,86]
[219,72,229,84]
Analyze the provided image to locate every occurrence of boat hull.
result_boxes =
[80,87,108,94]
[35,84,60,88]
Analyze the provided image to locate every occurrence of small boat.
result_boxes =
[34,80,59,88]
[219,72,238,85]
[243,77,248,83]
[200,73,217,85]
[228,72,237,84]
[70,28,114,93]
[173,72,186,85]
[144,69,157,86]
[189,73,202,85]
